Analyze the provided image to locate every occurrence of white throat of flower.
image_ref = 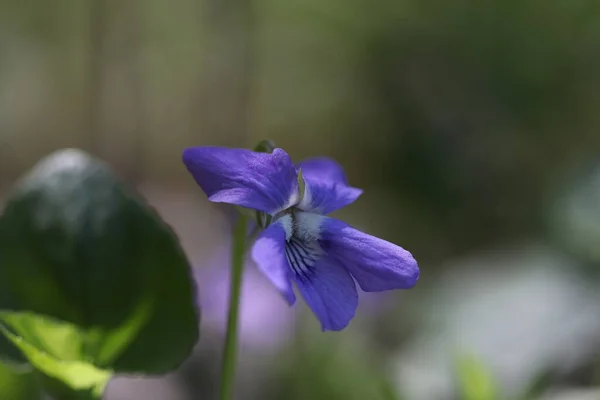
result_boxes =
[277,211,323,242]
[277,211,326,281]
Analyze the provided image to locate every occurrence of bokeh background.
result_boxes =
[2,0,600,399]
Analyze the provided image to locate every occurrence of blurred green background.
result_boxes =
[2,0,600,399]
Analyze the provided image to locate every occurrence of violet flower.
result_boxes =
[183,146,419,331]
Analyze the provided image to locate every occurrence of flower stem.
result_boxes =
[219,213,248,400]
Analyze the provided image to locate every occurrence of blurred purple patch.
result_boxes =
[195,246,296,350]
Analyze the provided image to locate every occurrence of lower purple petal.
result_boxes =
[251,220,296,305]
[294,256,358,331]
[321,218,419,292]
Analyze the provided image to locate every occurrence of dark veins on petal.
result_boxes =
[284,237,322,282]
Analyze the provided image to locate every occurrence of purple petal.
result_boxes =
[299,181,363,215]
[296,157,362,214]
[294,256,358,331]
[183,146,299,214]
[296,157,350,184]
[251,218,296,305]
[321,218,419,291]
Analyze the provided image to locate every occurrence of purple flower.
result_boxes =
[183,146,419,331]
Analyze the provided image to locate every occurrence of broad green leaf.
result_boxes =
[454,353,499,400]
[0,312,84,361]
[0,149,200,390]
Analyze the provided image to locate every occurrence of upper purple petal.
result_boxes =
[295,157,362,214]
[296,157,350,184]
[294,255,358,331]
[183,146,299,214]
[321,218,419,291]
[251,218,296,305]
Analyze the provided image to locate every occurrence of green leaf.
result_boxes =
[454,353,499,400]
[0,149,200,390]
[0,318,109,398]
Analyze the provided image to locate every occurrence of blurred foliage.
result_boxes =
[0,361,43,400]
[455,353,499,400]
[0,149,200,398]
[516,368,557,400]
[266,331,404,400]
[363,0,600,262]
[549,160,600,274]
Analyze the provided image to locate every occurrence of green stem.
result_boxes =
[219,213,248,400]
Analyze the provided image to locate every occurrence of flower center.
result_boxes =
[275,209,326,280]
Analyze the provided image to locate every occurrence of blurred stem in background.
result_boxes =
[196,0,257,144]
[124,0,146,186]
[88,0,146,186]
[88,0,105,157]
[219,213,248,400]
